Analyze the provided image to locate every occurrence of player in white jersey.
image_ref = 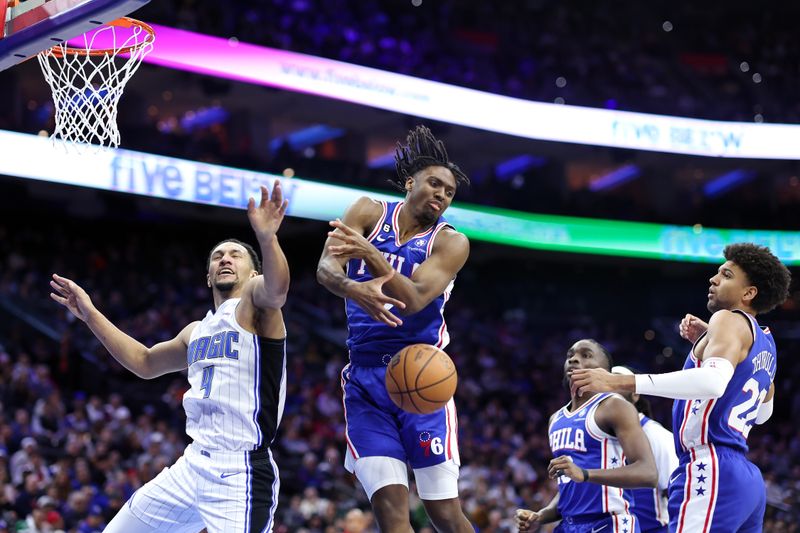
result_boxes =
[49,181,290,533]
[612,366,678,533]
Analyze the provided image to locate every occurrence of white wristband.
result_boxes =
[635,357,735,400]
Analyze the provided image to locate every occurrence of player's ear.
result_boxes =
[250,270,259,279]
[742,285,757,305]
[405,176,414,192]
[207,273,211,288]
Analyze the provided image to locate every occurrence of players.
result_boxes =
[570,243,791,532]
[50,181,290,532]
[516,339,657,533]
[611,365,678,533]
[317,125,473,532]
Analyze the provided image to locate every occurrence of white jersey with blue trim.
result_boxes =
[548,392,634,519]
[183,298,287,451]
[630,414,678,531]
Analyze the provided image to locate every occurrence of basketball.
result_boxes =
[385,344,458,415]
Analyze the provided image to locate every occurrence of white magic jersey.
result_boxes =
[183,298,287,451]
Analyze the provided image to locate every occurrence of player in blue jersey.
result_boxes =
[516,339,657,533]
[611,366,678,533]
[570,243,791,533]
[317,125,472,532]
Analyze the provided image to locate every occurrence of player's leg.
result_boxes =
[711,451,765,533]
[193,446,281,533]
[342,365,414,531]
[669,445,761,533]
[104,504,164,533]
[114,452,204,532]
[416,461,471,533]
[403,398,471,533]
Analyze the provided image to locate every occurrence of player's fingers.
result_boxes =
[49,280,72,298]
[279,199,289,215]
[333,218,360,236]
[247,196,256,212]
[380,309,403,327]
[50,293,69,306]
[327,230,350,242]
[271,180,283,205]
[257,184,269,207]
[377,294,406,310]
[377,306,403,326]
[52,273,73,286]
[374,311,400,327]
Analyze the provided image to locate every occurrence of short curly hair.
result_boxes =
[724,243,791,313]
[392,125,469,190]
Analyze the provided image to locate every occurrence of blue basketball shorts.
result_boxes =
[668,444,765,533]
[555,512,641,533]
[340,364,460,470]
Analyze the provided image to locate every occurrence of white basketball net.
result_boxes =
[37,20,154,148]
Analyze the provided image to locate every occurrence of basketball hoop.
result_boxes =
[37,17,155,148]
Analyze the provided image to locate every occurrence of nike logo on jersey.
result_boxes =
[376,235,387,242]
[669,472,681,485]
[590,525,608,533]
[220,472,242,479]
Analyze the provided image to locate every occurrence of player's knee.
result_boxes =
[423,498,470,533]
[371,485,412,530]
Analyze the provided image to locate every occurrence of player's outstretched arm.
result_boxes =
[317,197,406,327]
[571,310,750,400]
[50,274,194,379]
[246,181,290,310]
[550,397,657,489]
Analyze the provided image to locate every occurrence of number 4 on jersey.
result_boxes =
[200,365,215,399]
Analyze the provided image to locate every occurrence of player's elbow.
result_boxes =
[133,357,159,380]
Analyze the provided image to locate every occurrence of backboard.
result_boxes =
[0,0,150,71]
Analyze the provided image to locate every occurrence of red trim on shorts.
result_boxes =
[701,445,718,533]
[677,449,695,532]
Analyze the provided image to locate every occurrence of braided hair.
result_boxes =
[392,125,469,190]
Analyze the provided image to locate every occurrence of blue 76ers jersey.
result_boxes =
[548,393,633,519]
[673,310,777,454]
[345,200,454,361]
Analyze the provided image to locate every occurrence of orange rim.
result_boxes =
[44,17,155,58]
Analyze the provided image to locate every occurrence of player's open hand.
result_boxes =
[348,270,407,327]
[247,181,288,241]
[50,274,95,322]
[548,455,584,483]
[515,508,541,531]
[569,367,623,397]
[679,313,708,343]
[327,219,377,260]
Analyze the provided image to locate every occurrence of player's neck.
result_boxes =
[212,290,240,310]
[397,203,435,241]
[569,393,598,412]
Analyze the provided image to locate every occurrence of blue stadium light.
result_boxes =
[367,150,396,169]
[703,170,757,198]
[494,155,546,181]
[180,106,229,132]
[589,164,641,192]
[269,125,345,153]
